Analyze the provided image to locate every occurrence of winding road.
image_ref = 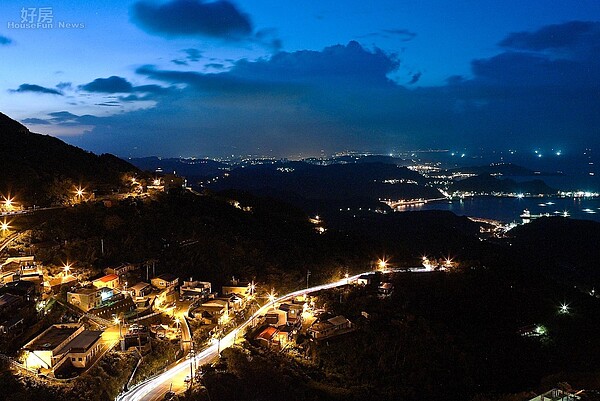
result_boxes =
[117,268,429,401]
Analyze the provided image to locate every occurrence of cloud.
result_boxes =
[499,20,600,52]
[408,72,422,84]
[56,82,73,90]
[131,0,252,39]
[184,48,202,61]
[383,29,417,41]
[21,118,51,125]
[10,84,63,95]
[471,22,600,88]
[79,76,173,102]
[138,41,398,90]
[80,76,134,93]
[205,63,224,69]
[254,28,283,51]
[24,111,102,127]
[0,35,13,45]
[171,48,203,65]
[48,111,80,123]
[53,23,600,157]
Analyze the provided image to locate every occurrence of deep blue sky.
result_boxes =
[1,0,599,158]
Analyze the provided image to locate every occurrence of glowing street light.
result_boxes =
[559,303,570,314]
[114,316,123,338]
[268,288,277,307]
[1,219,10,233]
[63,262,72,276]
[377,258,388,270]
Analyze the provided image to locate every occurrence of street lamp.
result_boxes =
[4,196,13,211]
[114,316,122,338]
[63,262,72,276]
[0,219,10,234]
[559,303,570,315]
[377,258,387,270]
[268,289,277,307]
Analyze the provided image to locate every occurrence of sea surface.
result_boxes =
[401,196,600,224]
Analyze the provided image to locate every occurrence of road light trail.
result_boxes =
[117,267,429,401]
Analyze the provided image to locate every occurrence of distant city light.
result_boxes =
[559,303,570,314]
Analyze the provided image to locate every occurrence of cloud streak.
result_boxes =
[10,84,63,95]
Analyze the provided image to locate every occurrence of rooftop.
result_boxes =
[25,325,79,350]
[130,281,151,290]
[0,293,22,308]
[327,315,349,326]
[256,326,277,341]
[69,287,101,295]
[59,330,102,353]
[155,273,178,282]
[94,274,118,283]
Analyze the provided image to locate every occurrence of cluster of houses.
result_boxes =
[188,278,248,325]
[0,255,196,375]
[0,257,42,337]
[254,295,354,351]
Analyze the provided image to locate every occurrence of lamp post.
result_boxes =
[0,219,9,236]
[268,289,277,308]
[114,315,122,340]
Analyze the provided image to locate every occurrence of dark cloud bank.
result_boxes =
[29,21,600,157]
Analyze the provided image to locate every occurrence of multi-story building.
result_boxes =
[22,323,102,371]
[67,287,113,312]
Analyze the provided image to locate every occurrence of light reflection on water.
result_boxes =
[396,196,600,224]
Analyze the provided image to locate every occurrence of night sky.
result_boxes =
[1,0,599,158]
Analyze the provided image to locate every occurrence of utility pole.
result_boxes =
[101,239,104,256]
[306,270,311,289]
